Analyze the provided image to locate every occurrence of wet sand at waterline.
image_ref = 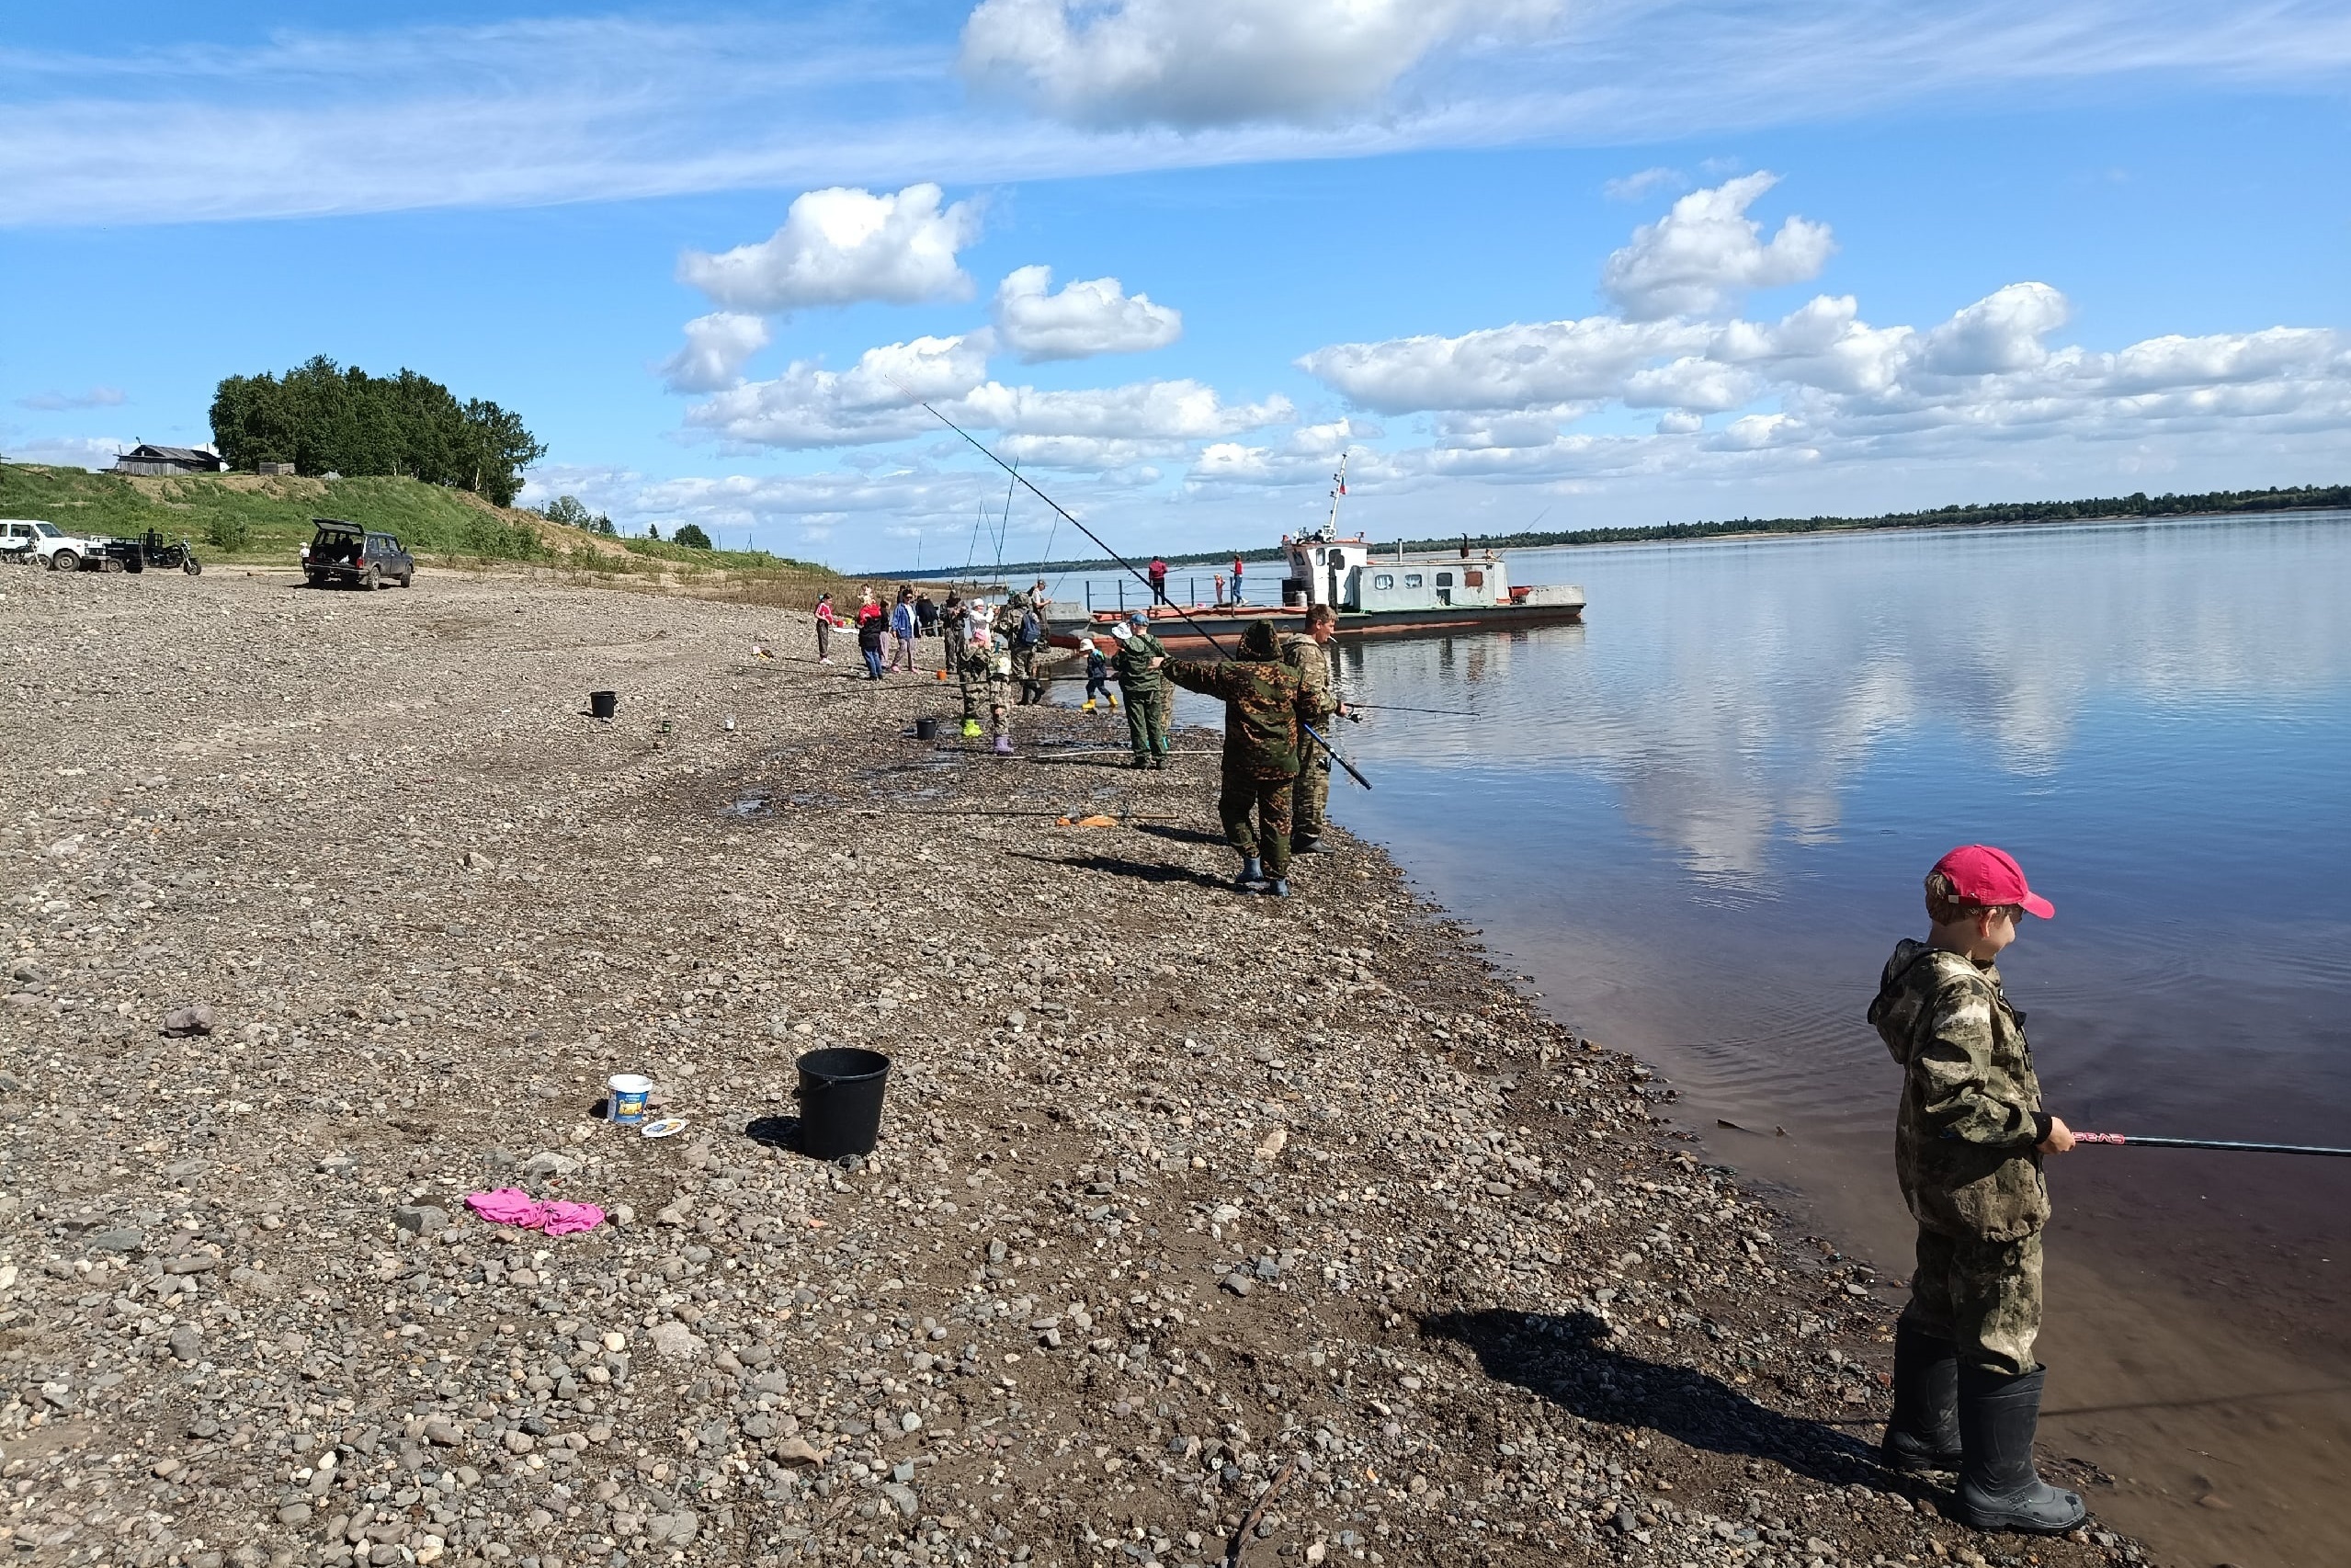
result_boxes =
[1303,514,2351,1568]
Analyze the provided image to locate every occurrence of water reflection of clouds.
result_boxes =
[1335,519,2351,881]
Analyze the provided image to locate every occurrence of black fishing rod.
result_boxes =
[908,397,1371,791]
[2077,1132,2351,1157]
[1348,701,1477,718]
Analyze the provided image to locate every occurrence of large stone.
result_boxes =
[160,1003,216,1037]
[394,1205,449,1236]
[649,1321,703,1359]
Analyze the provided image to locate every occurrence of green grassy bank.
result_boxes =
[0,464,553,562]
[0,463,871,611]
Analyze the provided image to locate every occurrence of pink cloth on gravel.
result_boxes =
[464,1187,606,1235]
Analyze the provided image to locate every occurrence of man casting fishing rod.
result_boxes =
[906,393,1369,796]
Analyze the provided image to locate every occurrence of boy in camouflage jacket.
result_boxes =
[1161,619,1306,894]
[1868,845,2084,1534]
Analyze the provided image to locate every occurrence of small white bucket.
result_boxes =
[608,1074,653,1126]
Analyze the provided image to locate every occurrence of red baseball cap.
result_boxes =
[1931,845,2054,919]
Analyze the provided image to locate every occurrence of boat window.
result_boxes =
[1437,572,1454,587]
[1403,573,1424,588]
[1465,570,1483,587]
[1373,574,1394,590]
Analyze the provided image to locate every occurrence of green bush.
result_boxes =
[206,512,252,551]
[674,523,714,551]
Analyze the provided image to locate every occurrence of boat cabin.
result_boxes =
[1280,528,1513,614]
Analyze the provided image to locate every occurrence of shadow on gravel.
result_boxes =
[1131,823,1232,847]
[1423,1309,1881,1489]
[745,1115,803,1152]
[1004,848,1232,891]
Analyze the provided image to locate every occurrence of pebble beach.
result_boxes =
[0,567,2156,1568]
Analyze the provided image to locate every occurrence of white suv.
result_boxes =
[0,519,106,570]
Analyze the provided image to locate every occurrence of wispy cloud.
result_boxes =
[5,2,2347,226]
[16,386,127,411]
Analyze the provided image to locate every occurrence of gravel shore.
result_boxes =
[1,568,2152,1568]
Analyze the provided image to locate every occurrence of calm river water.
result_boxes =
[1061,514,2351,1566]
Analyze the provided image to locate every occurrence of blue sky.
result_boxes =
[4,1,2347,570]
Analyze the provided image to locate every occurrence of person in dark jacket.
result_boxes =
[1161,619,1306,895]
[854,588,886,680]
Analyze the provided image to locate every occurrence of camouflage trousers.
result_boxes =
[957,661,1010,731]
[1123,685,1170,760]
[1221,768,1294,878]
[1010,645,1043,704]
[1902,1226,2043,1377]
[1293,745,1331,837]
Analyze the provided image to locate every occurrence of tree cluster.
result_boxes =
[539,495,617,535]
[209,356,547,506]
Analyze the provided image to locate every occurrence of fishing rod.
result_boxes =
[907,396,1372,792]
[2076,1132,2351,1158]
[1348,701,1477,718]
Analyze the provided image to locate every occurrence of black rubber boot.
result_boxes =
[1880,1322,1963,1473]
[1954,1365,2087,1534]
[1234,858,1263,889]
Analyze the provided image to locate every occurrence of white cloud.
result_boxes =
[992,265,1183,361]
[1299,316,1707,415]
[677,184,983,314]
[1601,173,1834,321]
[1299,236,2351,488]
[658,312,772,393]
[16,386,126,412]
[1187,417,1386,487]
[1604,166,1687,202]
[1918,281,2070,375]
[2,434,127,469]
[684,333,995,449]
[9,6,2351,226]
[680,325,1289,466]
[959,0,1562,130]
[957,379,1289,440]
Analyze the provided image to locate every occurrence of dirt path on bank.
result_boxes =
[1,569,2152,1568]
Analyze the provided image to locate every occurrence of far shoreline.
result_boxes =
[887,493,2351,581]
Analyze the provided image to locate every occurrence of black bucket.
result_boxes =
[589,690,619,720]
[795,1047,892,1159]
[914,716,941,741]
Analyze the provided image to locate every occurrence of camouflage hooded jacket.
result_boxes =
[1869,937,2051,1242]
[1279,631,1338,725]
[1164,621,1303,779]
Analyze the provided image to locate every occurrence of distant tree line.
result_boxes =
[906,483,2350,576]
[1396,483,2351,553]
[209,356,546,506]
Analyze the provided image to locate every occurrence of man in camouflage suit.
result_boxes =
[1111,611,1171,769]
[1869,844,2084,1535]
[1001,585,1050,706]
[1280,604,1344,853]
[1162,619,1307,896]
